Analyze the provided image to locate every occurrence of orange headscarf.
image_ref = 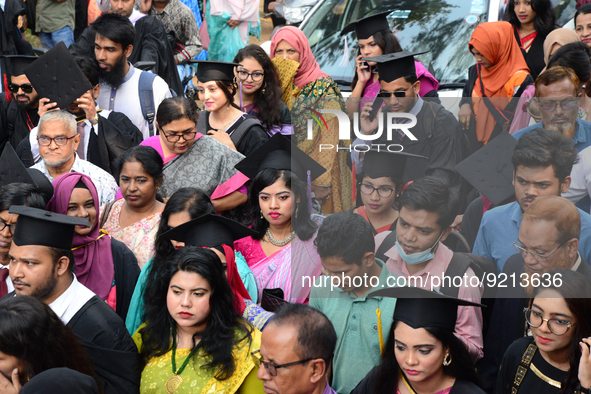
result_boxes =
[469,21,530,143]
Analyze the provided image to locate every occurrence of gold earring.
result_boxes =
[260,210,264,219]
[443,353,451,366]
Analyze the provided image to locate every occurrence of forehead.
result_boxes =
[9,243,53,261]
[237,57,263,71]
[358,36,376,45]
[261,324,298,360]
[276,40,296,51]
[0,210,18,224]
[399,207,440,228]
[533,291,572,315]
[519,218,559,243]
[538,78,577,97]
[576,12,591,25]
[95,34,122,50]
[39,120,72,136]
[260,178,290,194]
[121,160,149,176]
[69,187,94,203]
[361,175,396,186]
[10,74,32,84]
[197,80,219,89]
[169,270,210,289]
[394,321,438,344]
[515,165,557,181]
[380,77,412,91]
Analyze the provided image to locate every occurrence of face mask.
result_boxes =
[395,231,444,265]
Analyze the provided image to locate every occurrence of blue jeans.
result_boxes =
[39,25,74,49]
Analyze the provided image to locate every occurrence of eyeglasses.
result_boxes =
[536,98,579,112]
[0,221,16,235]
[513,240,566,262]
[37,135,78,146]
[524,307,574,336]
[377,84,415,98]
[8,84,34,94]
[236,70,264,82]
[161,130,197,143]
[251,350,315,377]
[360,183,395,198]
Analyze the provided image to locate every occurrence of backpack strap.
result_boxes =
[375,230,398,263]
[477,63,513,127]
[440,253,473,298]
[512,343,538,393]
[423,101,438,139]
[228,117,259,147]
[6,100,18,133]
[138,71,157,137]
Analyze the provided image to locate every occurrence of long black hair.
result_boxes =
[0,296,98,388]
[139,248,252,380]
[234,44,284,132]
[116,145,163,187]
[143,188,215,314]
[504,0,556,38]
[351,29,403,91]
[529,269,591,394]
[373,320,481,393]
[249,169,317,241]
[575,3,591,27]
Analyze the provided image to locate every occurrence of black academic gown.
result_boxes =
[69,15,183,96]
[68,295,142,394]
[496,337,568,394]
[351,365,487,394]
[374,100,463,187]
[0,0,33,57]
[478,254,591,393]
[16,111,142,174]
[0,98,38,153]
[200,111,269,157]
[111,238,140,322]
[513,28,547,81]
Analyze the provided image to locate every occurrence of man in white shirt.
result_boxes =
[6,206,141,394]
[31,110,118,205]
[90,13,172,139]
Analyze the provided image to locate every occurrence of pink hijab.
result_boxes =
[47,173,114,300]
[270,26,328,89]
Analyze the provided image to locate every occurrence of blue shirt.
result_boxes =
[473,201,591,272]
[512,119,591,152]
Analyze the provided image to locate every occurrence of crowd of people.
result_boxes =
[4,0,591,393]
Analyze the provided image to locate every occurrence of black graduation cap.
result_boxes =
[27,168,54,205]
[23,42,92,110]
[2,55,38,76]
[341,11,392,40]
[190,60,240,83]
[9,206,88,250]
[455,131,517,206]
[159,214,258,247]
[370,286,484,332]
[363,147,427,179]
[234,133,326,182]
[363,51,428,83]
[0,143,36,188]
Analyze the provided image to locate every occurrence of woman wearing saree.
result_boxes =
[458,21,532,151]
[47,173,140,321]
[140,96,248,212]
[270,26,353,214]
[234,134,325,304]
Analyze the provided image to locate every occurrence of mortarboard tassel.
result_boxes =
[307,170,313,213]
[239,81,243,110]
[3,75,11,102]
[352,161,356,204]
[376,308,384,358]
[338,36,349,68]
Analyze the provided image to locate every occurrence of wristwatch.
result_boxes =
[89,113,99,126]
[581,385,591,394]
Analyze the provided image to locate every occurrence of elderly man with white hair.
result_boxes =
[31,110,118,205]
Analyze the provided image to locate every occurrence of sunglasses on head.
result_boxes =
[8,83,34,94]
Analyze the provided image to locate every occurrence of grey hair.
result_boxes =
[38,110,76,135]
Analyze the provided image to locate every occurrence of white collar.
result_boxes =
[49,275,95,325]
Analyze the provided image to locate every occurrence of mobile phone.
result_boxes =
[368,96,381,122]
[361,61,369,68]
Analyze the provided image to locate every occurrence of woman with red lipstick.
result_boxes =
[576,4,591,49]
[458,21,533,151]
[233,45,292,138]
[496,269,591,394]
[505,0,556,80]
[351,286,485,394]
[101,146,165,269]
[133,248,264,394]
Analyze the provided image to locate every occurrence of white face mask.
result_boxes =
[395,231,444,265]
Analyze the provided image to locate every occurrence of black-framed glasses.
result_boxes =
[0,221,16,235]
[236,70,264,82]
[536,97,579,112]
[377,83,415,98]
[8,83,34,94]
[513,240,566,262]
[161,130,197,143]
[251,350,315,377]
[37,135,77,146]
[359,183,395,198]
[523,307,574,336]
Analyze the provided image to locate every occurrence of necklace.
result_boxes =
[165,328,198,394]
[266,228,296,246]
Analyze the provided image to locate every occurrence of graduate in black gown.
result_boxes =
[496,269,591,394]
[351,287,486,394]
[0,55,39,153]
[6,206,141,394]
[358,52,462,187]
